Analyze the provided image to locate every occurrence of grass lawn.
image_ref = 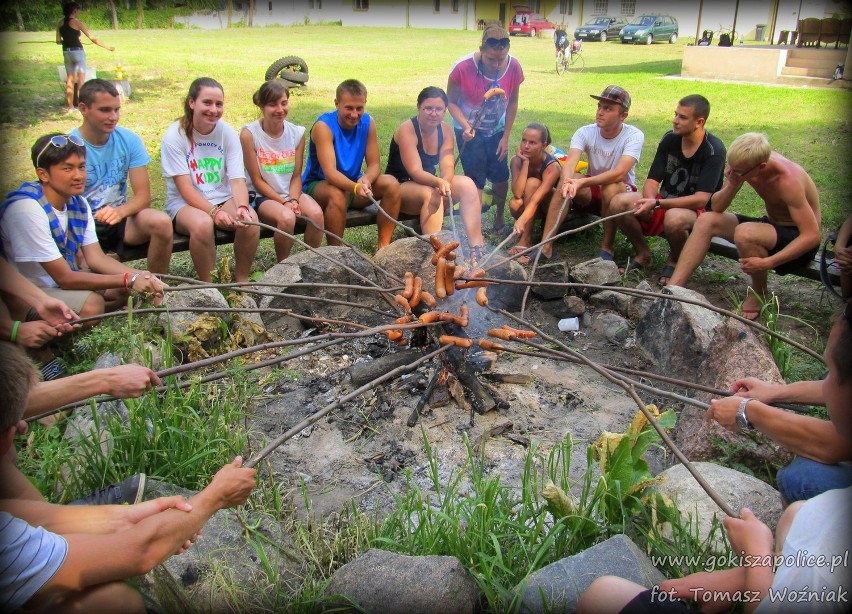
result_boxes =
[1,25,849,233]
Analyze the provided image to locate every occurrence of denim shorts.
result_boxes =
[775,456,852,504]
[63,48,86,76]
[453,129,510,189]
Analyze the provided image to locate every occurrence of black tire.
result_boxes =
[529,28,536,37]
[621,38,629,44]
[669,33,678,44]
[600,31,607,42]
[556,50,566,74]
[265,56,309,83]
[278,79,302,89]
[645,34,653,45]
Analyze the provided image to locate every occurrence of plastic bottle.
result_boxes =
[115,59,123,80]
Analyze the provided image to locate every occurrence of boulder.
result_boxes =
[232,294,268,346]
[671,318,792,472]
[651,462,783,547]
[591,311,631,345]
[568,257,621,296]
[589,289,631,317]
[634,286,724,379]
[158,287,230,345]
[324,548,481,614]
[517,534,665,613]
[373,233,442,285]
[628,280,655,322]
[530,261,569,300]
[258,246,387,328]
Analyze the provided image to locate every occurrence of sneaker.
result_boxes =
[69,473,146,506]
[39,358,66,381]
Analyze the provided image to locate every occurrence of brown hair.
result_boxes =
[335,79,367,100]
[253,79,290,109]
[180,77,224,145]
[0,342,39,429]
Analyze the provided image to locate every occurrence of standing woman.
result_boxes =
[508,123,561,263]
[160,77,259,283]
[447,24,524,234]
[56,2,114,114]
[386,86,486,264]
[240,79,324,262]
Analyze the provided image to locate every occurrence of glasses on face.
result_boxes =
[35,134,85,169]
[730,163,760,178]
[484,37,510,49]
[420,106,446,115]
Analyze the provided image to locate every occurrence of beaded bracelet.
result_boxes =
[10,321,21,343]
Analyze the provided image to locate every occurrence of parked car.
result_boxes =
[619,14,679,44]
[574,15,628,42]
[508,4,555,37]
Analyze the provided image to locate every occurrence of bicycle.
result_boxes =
[555,35,584,74]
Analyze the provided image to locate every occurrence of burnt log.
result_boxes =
[441,321,497,416]
[348,349,427,388]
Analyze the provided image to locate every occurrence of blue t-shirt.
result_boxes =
[70,126,150,211]
[0,512,68,611]
[302,110,370,184]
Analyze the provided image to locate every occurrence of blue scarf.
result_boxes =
[0,182,89,270]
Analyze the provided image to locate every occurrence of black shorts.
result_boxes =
[453,128,510,189]
[95,218,127,253]
[735,214,818,276]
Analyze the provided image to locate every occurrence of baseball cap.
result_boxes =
[591,85,631,111]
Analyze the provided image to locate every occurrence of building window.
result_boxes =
[592,0,608,15]
[559,0,573,16]
[434,0,440,12]
[620,0,635,16]
[309,0,322,8]
[354,0,368,10]
[452,0,459,13]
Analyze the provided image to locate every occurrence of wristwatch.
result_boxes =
[736,397,754,430]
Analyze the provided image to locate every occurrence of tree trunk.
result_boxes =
[14,2,23,32]
[226,0,233,28]
[247,0,254,27]
[107,0,118,30]
[137,0,143,29]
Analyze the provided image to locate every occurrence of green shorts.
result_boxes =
[304,180,356,208]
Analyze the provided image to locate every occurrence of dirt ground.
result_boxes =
[245,246,836,520]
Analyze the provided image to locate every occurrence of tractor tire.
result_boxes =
[265,56,309,83]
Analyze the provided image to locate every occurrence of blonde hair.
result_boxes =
[727,132,772,168]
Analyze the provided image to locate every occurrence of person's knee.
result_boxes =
[148,211,174,240]
[733,222,768,249]
[663,209,696,235]
[79,293,105,318]
[609,192,634,213]
[187,214,215,239]
[274,208,297,232]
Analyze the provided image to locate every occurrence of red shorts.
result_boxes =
[638,196,707,236]
[581,182,638,214]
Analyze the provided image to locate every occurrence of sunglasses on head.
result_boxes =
[35,134,85,168]
[484,37,510,49]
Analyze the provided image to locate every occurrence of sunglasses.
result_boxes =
[484,37,510,49]
[35,134,85,169]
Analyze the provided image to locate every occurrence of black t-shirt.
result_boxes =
[648,131,726,207]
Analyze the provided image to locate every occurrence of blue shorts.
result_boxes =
[63,48,86,76]
[454,129,510,190]
[775,456,852,504]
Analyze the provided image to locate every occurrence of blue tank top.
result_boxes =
[302,110,371,184]
[385,117,443,183]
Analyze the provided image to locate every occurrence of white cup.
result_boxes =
[558,317,579,332]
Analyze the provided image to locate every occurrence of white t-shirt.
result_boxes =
[0,196,99,288]
[160,119,246,218]
[569,123,644,186]
[754,486,852,613]
[242,119,305,199]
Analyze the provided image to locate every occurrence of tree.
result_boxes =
[137,0,143,29]
[106,0,118,30]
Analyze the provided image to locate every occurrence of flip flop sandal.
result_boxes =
[619,259,650,275]
[597,249,614,262]
[657,264,675,285]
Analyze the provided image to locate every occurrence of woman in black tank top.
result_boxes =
[388,87,486,263]
[56,2,114,113]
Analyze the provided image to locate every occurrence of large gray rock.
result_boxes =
[671,318,792,473]
[634,286,724,379]
[258,246,388,328]
[628,280,655,322]
[568,257,621,296]
[517,534,665,613]
[158,287,231,342]
[530,261,569,300]
[589,289,631,317]
[325,548,481,614]
[651,462,784,547]
[590,311,631,345]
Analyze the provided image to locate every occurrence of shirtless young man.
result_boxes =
[667,132,821,319]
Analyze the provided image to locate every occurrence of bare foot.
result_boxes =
[741,293,764,320]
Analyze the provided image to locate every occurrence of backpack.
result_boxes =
[719,33,732,47]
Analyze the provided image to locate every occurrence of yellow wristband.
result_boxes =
[353,183,359,196]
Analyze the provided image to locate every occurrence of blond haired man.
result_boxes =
[667,132,821,319]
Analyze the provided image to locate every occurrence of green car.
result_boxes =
[619,14,679,45]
